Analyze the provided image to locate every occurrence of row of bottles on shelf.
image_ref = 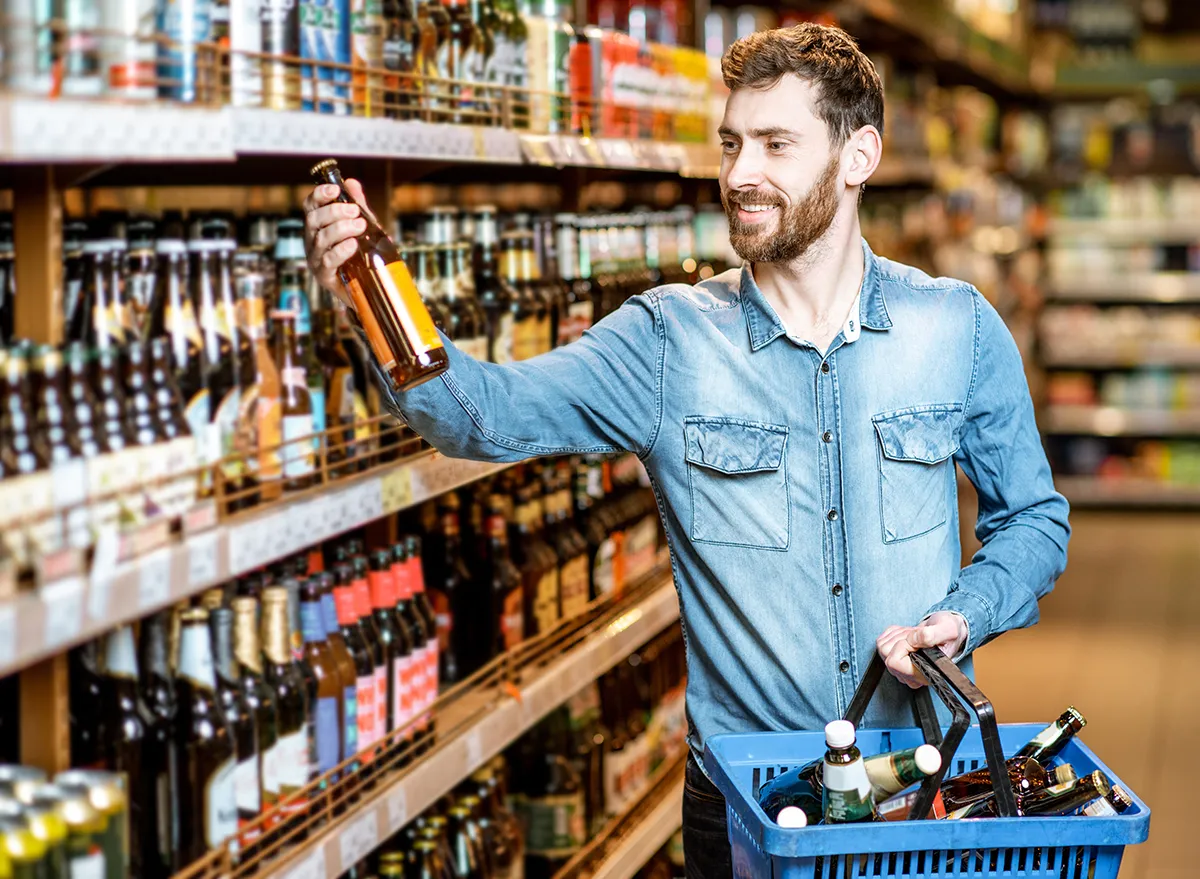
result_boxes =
[1047,369,1200,411]
[0,452,663,876]
[759,708,1134,828]
[357,623,686,879]
[1041,305,1200,357]
[1049,435,1200,487]
[1,0,711,141]
[0,197,696,570]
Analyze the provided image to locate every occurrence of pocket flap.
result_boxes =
[872,406,962,464]
[684,417,787,475]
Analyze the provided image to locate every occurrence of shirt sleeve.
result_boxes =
[925,290,1071,654]
[365,292,665,462]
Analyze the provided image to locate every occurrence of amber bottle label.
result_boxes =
[374,258,443,354]
[347,277,399,372]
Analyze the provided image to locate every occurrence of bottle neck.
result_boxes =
[233,606,263,674]
[261,601,293,665]
[140,617,171,680]
[300,595,327,646]
[104,626,139,681]
[209,611,238,683]
[178,622,217,690]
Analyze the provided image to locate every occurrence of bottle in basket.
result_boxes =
[864,744,941,802]
[940,755,1077,813]
[1013,707,1086,766]
[757,764,822,827]
[820,721,876,824]
[1082,785,1133,817]
[945,770,1111,819]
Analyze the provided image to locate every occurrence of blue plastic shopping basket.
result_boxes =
[703,647,1151,879]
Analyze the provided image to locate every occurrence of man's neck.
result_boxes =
[751,213,865,347]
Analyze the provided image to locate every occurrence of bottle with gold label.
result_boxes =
[309,159,449,391]
[520,225,554,356]
[234,259,284,507]
[232,596,281,825]
[273,310,317,492]
[502,230,541,361]
[260,587,311,843]
[547,465,590,622]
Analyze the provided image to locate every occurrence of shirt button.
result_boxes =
[822,431,833,443]
[839,660,850,673]
[827,509,838,521]
[831,584,843,596]
[821,362,831,374]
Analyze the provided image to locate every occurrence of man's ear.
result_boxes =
[844,125,883,188]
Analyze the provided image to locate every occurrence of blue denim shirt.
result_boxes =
[379,239,1070,757]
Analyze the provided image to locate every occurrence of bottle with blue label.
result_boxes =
[156,0,214,102]
[300,580,345,785]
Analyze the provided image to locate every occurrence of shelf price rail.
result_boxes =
[169,563,680,879]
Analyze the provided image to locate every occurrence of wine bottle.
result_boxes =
[1012,708,1086,766]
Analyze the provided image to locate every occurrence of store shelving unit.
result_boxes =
[0,451,514,680]
[1045,217,1200,243]
[1041,346,1200,369]
[1042,405,1200,437]
[245,572,680,879]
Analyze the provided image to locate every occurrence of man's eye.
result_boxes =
[720,141,739,152]
[768,142,786,151]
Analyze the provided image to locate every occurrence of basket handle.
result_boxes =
[843,646,1018,819]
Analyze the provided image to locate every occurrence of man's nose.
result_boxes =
[723,145,766,191]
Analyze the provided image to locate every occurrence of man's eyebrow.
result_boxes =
[717,126,802,140]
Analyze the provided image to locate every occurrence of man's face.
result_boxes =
[718,75,844,264]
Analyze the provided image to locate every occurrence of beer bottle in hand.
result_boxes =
[308,159,448,391]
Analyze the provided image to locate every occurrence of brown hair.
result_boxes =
[721,23,885,145]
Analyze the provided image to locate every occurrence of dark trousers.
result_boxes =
[683,753,733,879]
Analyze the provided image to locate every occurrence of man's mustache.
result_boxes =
[725,192,785,208]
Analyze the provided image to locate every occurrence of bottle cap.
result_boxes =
[1052,763,1078,785]
[775,806,808,828]
[824,720,856,749]
[914,744,942,776]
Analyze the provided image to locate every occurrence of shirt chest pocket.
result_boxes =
[872,405,962,544]
[684,417,790,550]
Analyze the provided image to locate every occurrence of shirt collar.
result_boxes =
[740,238,893,352]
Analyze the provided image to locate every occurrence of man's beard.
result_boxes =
[722,154,841,264]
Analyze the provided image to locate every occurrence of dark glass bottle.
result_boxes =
[513,483,560,638]
[274,310,317,491]
[260,586,312,841]
[100,625,160,879]
[948,770,1111,819]
[136,611,176,877]
[1013,708,1087,765]
[547,466,589,621]
[406,534,440,715]
[447,802,488,879]
[369,548,415,751]
[2,347,48,476]
[313,305,361,476]
[484,493,524,658]
[209,606,263,856]
[31,344,82,469]
[382,0,418,119]
[391,541,432,753]
[309,159,448,391]
[333,562,379,780]
[79,240,126,351]
[231,595,281,826]
[471,207,514,365]
[351,553,388,766]
[172,608,238,868]
[316,572,360,775]
[62,343,107,460]
[424,495,476,684]
[152,238,211,450]
[68,641,106,769]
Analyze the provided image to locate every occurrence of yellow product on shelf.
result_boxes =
[671,46,711,144]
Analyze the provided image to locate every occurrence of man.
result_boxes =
[305,23,1069,877]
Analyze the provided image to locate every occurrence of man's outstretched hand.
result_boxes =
[876,612,968,689]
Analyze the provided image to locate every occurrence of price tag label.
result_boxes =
[265,511,292,562]
[386,789,408,834]
[0,603,16,668]
[464,729,484,769]
[138,548,173,611]
[358,478,383,522]
[51,459,88,510]
[277,846,327,879]
[88,527,121,621]
[188,529,221,588]
[42,577,85,650]
[338,812,379,870]
[380,468,413,515]
[228,523,261,576]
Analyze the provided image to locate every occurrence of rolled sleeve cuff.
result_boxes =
[924,591,993,656]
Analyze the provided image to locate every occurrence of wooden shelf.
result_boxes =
[1041,346,1200,370]
[1042,406,1200,437]
[1047,274,1200,304]
[573,766,685,879]
[0,451,514,679]
[256,574,681,879]
[1055,476,1200,509]
[1046,218,1200,244]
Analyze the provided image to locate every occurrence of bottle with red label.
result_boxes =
[332,561,379,785]
[484,492,525,656]
[392,539,433,756]
[369,547,416,763]
[350,550,388,775]
[406,534,440,752]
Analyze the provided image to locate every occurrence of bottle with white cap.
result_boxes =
[865,743,943,802]
[821,720,877,824]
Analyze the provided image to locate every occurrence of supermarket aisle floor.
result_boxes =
[971,511,1200,879]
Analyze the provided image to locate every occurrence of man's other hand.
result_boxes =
[876,612,968,689]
